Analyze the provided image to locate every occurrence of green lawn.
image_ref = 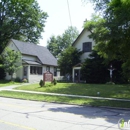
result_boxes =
[0,82,130,108]
[0,80,21,87]
[0,90,130,108]
[15,83,130,99]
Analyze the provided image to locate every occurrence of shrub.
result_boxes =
[22,78,28,83]
[15,77,21,82]
[106,81,115,85]
[39,80,44,87]
[52,78,57,85]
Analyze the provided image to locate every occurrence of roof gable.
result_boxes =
[72,29,86,46]
[11,39,57,66]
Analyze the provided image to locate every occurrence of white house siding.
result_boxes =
[29,74,43,83]
[29,66,56,82]
[16,67,23,79]
[73,29,95,62]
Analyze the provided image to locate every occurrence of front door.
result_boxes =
[74,69,80,82]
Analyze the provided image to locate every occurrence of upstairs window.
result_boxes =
[82,42,92,52]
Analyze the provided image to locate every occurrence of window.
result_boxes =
[23,66,27,76]
[54,67,57,76]
[30,66,42,75]
[46,66,50,72]
[82,42,92,52]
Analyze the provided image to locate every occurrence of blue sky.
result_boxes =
[36,0,94,46]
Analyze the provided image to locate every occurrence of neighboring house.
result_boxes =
[4,39,58,82]
[72,29,95,82]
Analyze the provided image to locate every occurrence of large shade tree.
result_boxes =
[58,46,82,76]
[84,0,130,78]
[0,0,48,53]
[47,26,79,57]
[0,0,48,79]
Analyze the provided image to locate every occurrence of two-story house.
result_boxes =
[72,29,95,82]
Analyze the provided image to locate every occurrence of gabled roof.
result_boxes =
[11,39,57,66]
[72,28,86,46]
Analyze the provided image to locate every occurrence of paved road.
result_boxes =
[0,97,130,130]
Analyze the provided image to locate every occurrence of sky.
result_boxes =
[36,0,94,47]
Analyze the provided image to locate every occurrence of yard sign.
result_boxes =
[43,71,53,83]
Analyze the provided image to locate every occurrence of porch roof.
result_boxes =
[73,63,82,67]
[22,60,42,65]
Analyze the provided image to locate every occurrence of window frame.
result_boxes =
[82,42,92,52]
[30,66,42,75]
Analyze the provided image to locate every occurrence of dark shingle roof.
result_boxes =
[12,39,57,66]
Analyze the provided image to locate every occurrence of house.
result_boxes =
[4,39,58,82]
[72,29,95,82]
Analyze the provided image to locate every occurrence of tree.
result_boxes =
[81,51,109,83]
[81,51,127,83]
[0,48,22,80]
[0,62,5,79]
[84,0,130,78]
[0,0,48,53]
[47,26,79,57]
[46,35,61,57]
[58,46,82,76]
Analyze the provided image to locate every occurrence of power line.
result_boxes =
[67,0,72,27]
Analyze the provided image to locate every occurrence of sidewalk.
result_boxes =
[0,84,130,102]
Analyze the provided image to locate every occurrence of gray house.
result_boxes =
[5,39,58,82]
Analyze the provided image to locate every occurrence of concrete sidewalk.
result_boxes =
[0,83,130,102]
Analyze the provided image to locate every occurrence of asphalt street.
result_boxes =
[0,97,130,130]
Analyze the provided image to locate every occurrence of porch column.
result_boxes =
[72,67,75,82]
[27,65,30,82]
[78,69,80,82]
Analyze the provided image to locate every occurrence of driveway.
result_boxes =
[0,97,129,130]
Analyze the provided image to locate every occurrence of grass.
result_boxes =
[0,90,130,108]
[1,82,130,108]
[0,80,21,87]
[15,83,130,99]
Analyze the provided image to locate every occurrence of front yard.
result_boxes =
[0,82,130,108]
[0,80,20,87]
[15,83,130,99]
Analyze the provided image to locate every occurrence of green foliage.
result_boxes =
[58,46,82,75]
[22,78,28,83]
[0,48,22,80]
[0,60,6,79]
[84,0,130,78]
[52,78,57,85]
[47,26,79,57]
[81,51,109,83]
[81,51,127,84]
[39,80,44,87]
[106,81,115,85]
[0,0,48,53]
[15,77,21,82]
